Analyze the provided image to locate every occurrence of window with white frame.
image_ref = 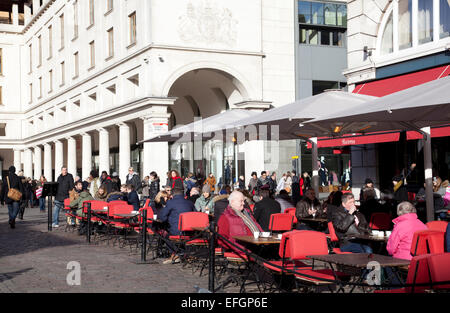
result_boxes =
[379,0,450,55]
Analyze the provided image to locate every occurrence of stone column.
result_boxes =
[118,123,131,183]
[98,128,110,176]
[82,133,92,180]
[67,137,77,178]
[142,116,169,180]
[23,148,33,178]
[44,143,52,181]
[34,146,42,180]
[24,4,32,25]
[32,0,40,15]
[54,140,63,178]
[14,149,22,173]
[12,3,19,26]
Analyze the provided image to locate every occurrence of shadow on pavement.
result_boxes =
[0,268,33,283]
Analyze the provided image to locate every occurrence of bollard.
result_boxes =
[48,196,53,232]
[86,202,91,243]
[208,219,216,293]
[141,208,148,262]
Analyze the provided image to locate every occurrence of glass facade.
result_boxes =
[398,0,412,50]
[440,0,450,39]
[381,12,393,55]
[298,1,347,47]
[418,0,433,44]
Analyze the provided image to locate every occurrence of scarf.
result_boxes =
[232,207,260,234]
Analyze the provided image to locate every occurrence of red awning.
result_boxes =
[407,125,450,140]
[353,65,450,97]
[306,132,400,149]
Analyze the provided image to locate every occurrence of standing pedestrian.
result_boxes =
[36,175,47,212]
[52,166,74,228]
[0,166,25,229]
[126,167,142,194]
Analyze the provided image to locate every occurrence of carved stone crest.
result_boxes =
[178,0,238,47]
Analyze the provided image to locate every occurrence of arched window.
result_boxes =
[381,12,393,55]
[379,0,450,55]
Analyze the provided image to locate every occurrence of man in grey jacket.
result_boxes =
[126,167,142,194]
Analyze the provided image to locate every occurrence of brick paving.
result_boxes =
[0,205,213,293]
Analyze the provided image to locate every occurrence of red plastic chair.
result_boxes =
[268,213,294,233]
[369,212,392,230]
[284,207,298,224]
[249,204,255,213]
[427,253,450,290]
[263,230,310,274]
[288,231,349,288]
[426,221,448,232]
[374,254,432,293]
[408,192,416,202]
[326,222,352,254]
[410,230,445,256]
[169,212,209,245]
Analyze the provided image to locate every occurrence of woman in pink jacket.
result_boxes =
[386,201,427,260]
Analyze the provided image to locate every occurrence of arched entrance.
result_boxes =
[167,68,248,188]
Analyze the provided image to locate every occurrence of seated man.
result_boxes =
[126,184,140,211]
[253,187,281,232]
[331,193,373,253]
[159,187,196,264]
[295,189,325,230]
[159,187,196,237]
[217,190,263,255]
[69,180,94,221]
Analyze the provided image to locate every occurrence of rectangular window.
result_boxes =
[29,83,33,103]
[89,0,95,26]
[39,77,42,98]
[440,0,450,39]
[320,30,331,45]
[73,0,78,38]
[48,25,53,59]
[0,123,5,136]
[418,0,433,44]
[311,2,324,25]
[337,4,347,27]
[60,61,65,86]
[309,29,318,44]
[129,12,136,45]
[89,41,95,68]
[324,3,337,26]
[107,28,114,58]
[29,44,32,73]
[299,27,307,43]
[38,35,42,66]
[398,0,412,50]
[60,14,65,49]
[298,1,311,23]
[49,70,53,92]
[74,52,79,78]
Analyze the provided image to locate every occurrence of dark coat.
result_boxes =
[126,173,142,193]
[56,173,74,202]
[149,178,160,200]
[106,191,126,202]
[101,176,114,194]
[1,171,25,204]
[295,197,324,219]
[127,190,140,211]
[331,205,369,245]
[446,222,450,253]
[253,197,281,231]
[159,194,196,236]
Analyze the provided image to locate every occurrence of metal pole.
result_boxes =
[208,219,216,293]
[48,195,52,232]
[311,137,320,196]
[141,208,148,262]
[87,202,91,243]
[422,127,434,222]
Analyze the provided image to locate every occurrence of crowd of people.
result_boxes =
[2,164,449,265]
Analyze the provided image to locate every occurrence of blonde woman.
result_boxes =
[284,172,292,194]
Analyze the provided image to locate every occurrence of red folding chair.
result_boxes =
[284,207,298,224]
[374,254,432,293]
[63,198,77,231]
[326,222,352,254]
[369,212,392,230]
[411,230,445,256]
[288,231,349,291]
[426,221,448,232]
[169,212,209,245]
[268,213,294,233]
[427,253,450,291]
[408,192,416,202]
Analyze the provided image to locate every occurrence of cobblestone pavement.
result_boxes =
[0,205,214,293]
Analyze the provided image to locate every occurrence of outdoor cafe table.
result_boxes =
[306,253,410,293]
[233,235,282,245]
[298,217,328,223]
